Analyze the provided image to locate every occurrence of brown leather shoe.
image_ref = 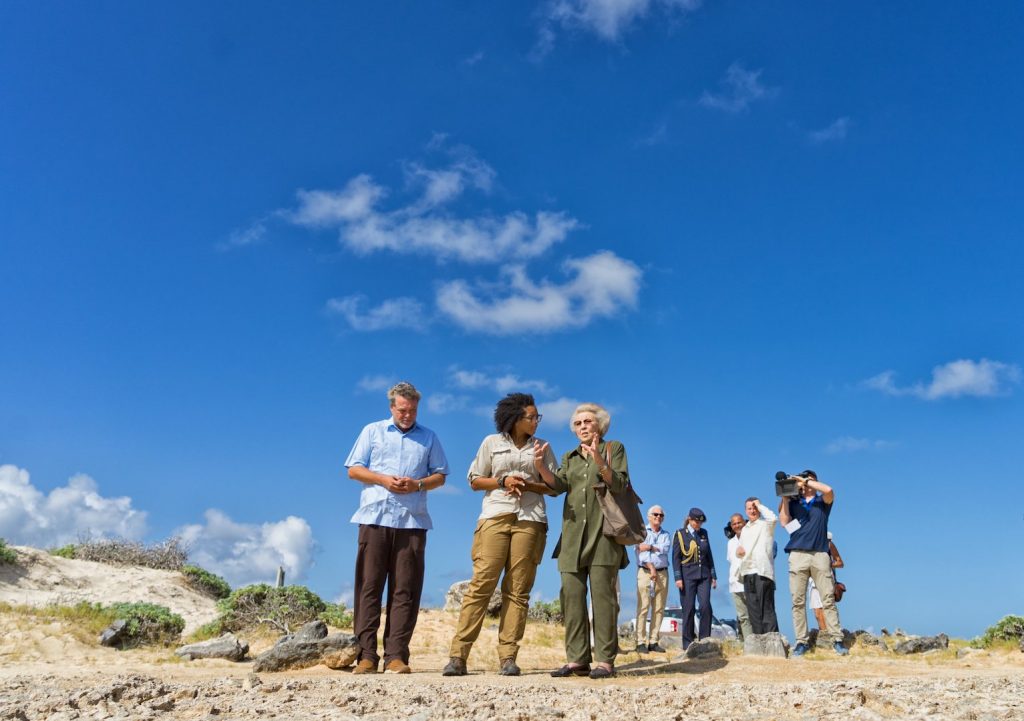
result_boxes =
[385,659,411,674]
[352,659,378,674]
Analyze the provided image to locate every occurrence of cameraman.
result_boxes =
[778,470,848,657]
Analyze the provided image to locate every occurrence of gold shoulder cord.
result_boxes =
[676,531,698,564]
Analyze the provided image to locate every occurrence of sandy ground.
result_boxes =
[1,549,1022,719]
[0,545,219,634]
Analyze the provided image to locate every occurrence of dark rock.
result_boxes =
[743,632,788,658]
[894,633,949,655]
[855,632,886,648]
[99,620,128,647]
[175,633,249,661]
[444,580,501,615]
[685,639,723,659]
[807,628,819,648]
[253,632,359,672]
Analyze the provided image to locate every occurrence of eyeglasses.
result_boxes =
[572,418,598,427]
[649,513,664,517]
[522,414,543,422]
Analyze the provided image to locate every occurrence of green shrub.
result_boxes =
[979,615,1024,647]
[320,602,354,629]
[181,565,231,599]
[528,598,563,624]
[49,544,77,559]
[108,602,185,647]
[217,584,327,634]
[0,538,17,565]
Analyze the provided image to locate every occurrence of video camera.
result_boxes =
[775,470,811,497]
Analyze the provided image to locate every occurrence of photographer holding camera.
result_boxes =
[778,470,848,657]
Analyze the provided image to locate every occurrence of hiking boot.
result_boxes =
[352,659,378,674]
[792,643,810,657]
[833,642,849,656]
[385,659,411,674]
[648,643,666,653]
[635,643,648,653]
[498,658,521,676]
[442,657,467,676]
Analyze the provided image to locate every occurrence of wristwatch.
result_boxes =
[497,476,507,489]
[418,479,424,492]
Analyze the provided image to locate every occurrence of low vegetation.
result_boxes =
[108,601,185,646]
[979,615,1024,648]
[0,538,17,565]
[216,584,327,634]
[49,544,77,559]
[0,600,184,648]
[528,598,563,624]
[319,601,354,629]
[63,538,189,570]
[181,565,231,599]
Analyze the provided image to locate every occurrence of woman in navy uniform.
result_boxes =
[671,507,717,650]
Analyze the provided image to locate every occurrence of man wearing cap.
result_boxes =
[344,381,449,674]
[671,507,717,651]
[778,470,848,657]
[635,505,671,653]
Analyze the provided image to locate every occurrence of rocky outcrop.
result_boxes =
[98,620,128,647]
[744,631,788,657]
[251,621,359,672]
[894,633,949,655]
[175,633,249,661]
[684,639,723,659]
[444,580,502,615]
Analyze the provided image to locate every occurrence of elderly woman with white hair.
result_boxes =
[535,402,630,679]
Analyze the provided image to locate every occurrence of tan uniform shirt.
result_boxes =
[467,433,557,523]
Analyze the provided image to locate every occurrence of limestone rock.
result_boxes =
[444,580,501,615]
[743,631,788,658]
[175,633,249,661]
[99,620,128,647]
[253,630,359,673]
[893,633,948,655]
[685,639,723,659]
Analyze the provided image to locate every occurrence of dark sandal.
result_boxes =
[550,664,591,677]
[589,665,615,679]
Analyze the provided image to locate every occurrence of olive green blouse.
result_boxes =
[549,440,630,572]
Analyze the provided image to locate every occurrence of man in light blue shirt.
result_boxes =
[635,505,671,653]
[345,381,448,674]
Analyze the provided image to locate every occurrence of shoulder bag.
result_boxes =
[593,441,646,545]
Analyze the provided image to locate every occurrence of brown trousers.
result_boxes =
[353,524,426,666]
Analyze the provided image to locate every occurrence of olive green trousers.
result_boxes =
[560,564,619,665]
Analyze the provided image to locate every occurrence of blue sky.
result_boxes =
[2,2,1022,640]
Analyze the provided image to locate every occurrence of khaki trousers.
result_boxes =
[731,591,753,641]
[449,514,546,662]
[635,567,668,644]
[788,550,842,645]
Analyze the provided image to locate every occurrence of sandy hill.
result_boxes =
[0,545,219,634]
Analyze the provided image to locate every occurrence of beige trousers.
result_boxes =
[449,514,546,662]
[635,567,668,644]
[788,550,842,645]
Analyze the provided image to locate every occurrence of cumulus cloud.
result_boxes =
[286,149,578,264]
[0,465,147,548]
[699,62,776,113]
[539,397,582,428]
[537,0,702,49]
[449,367,555,396]
[436,251,642,334]
[325,295,428,332]
[356,374,397,393]
[219,219,267,251]
[824,436,897,454]
[864,359,1022,400]
[176,509,315,588]
[809,117,851,144]
[426,392,471,415]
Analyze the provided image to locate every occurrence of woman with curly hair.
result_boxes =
[442,393,557,677]
[537,402,631,680]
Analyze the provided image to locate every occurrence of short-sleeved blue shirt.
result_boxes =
[784,493,831,553]
[344,418,449,530]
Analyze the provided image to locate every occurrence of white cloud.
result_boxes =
[449,367,555,396]
[286,149,578,264]
[699,62,776,113]
[824,436,897,454]
[219,219,267,251]
[539,396,582,428]
[356,374,397,393]
[176,509,315,588]
[463,51,485,66]
[436,251,642,334]
[325,295,427,332]
[809,117,851,144]
[426,392,471,414]
[864,359,1022,400]
[0,465,147,548]
[539,0,702,46]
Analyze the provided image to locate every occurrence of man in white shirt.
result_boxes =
[726,514,753,641]
[737,496,779,634]
[635,505,671,653]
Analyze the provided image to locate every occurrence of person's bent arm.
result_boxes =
[349,465,409,493]
[778,497,792,525]
[829,540,844,568]
[807,478,834,504]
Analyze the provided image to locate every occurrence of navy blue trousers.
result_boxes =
[680,576,712,649]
